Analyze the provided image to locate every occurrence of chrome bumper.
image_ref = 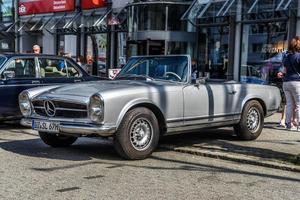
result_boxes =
[21,118,116,137]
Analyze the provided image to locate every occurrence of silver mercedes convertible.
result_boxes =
[19,55,281,159]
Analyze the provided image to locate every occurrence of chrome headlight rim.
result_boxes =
[88,93,104,124]
[19,91,32,117]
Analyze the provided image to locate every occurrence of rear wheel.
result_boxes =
[234,100,264,140]
[114,107,160,160]
[39,132,78,147]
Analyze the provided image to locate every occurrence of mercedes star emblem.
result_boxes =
[44,100,56,117]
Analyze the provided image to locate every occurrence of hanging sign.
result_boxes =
[18,0,75,16]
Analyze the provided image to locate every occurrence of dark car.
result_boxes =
[0,54,102,121]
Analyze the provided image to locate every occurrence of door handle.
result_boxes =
[74,79,82,83]
[228,90,237,95]
[32,80,40,84]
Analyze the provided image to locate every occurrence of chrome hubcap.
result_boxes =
[247,107,260,133]
[130,118,153,151]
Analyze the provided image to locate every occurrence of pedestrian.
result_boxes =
[281,36,300,131]
[32,45,41,54]
[77,56,85,67]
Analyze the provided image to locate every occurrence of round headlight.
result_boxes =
[89,94,104,123]
[19,92,32,117]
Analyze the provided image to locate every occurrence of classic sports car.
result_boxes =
[0,54,101,121]
[19,55,281,159]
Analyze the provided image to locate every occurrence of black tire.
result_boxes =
[39,132,78,147]
[114,107,160,160]
[234,100,264,140]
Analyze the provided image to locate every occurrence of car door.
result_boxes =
[0,57,39,118]
[205,81,240,122]
[183,83,210,126]
[183,81,239,126]
[38,57,82,85]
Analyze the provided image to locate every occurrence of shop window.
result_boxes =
[198,26,229,80]
[58,35,77,59]
[0,0,13,22]
[240,22,288,85]
[86,34,107,75]
[132,4,166,31]
[168,5,189,31]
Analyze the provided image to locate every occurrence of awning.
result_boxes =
[181,0,237,21]
[80,9,111,28]
[16,12,82,34]
[247,0,294,13]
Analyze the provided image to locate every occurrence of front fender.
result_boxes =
[115,98,163,129]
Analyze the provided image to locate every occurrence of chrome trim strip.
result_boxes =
[166,113,240,123]
[33,97,88,105]
[166,119,240,135]
[21,118,115,137]
[34,107,86,112]
[55,108,87,112]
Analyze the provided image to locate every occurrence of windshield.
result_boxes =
[117,56,189,82]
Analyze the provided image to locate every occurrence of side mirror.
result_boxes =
[3,71,15,79]
[193,77,207,86]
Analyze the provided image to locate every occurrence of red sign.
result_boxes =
[18,0,75,16]
[81,0,107,10]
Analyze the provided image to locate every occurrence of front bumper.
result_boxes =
[21,118,116,137]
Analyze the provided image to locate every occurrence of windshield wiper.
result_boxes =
[116,74,155,81]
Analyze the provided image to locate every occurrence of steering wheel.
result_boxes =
[164,72,182,81]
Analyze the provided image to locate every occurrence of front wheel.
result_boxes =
[234,100,264,140]
[114,107,160,160]
[39,132,78,147]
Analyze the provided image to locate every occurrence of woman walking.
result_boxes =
[282,36,300,131]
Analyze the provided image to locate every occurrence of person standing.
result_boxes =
[281,36,300,131]
[32,45,41,54]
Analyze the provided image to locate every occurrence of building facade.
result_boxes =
[0,0,300,84]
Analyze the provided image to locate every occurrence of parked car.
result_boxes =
[19,55,281,159]
[0,53,102,121]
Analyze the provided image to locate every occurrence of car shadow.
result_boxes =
[160,128,298,163]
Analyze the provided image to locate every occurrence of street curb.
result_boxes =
[160,145,300,173]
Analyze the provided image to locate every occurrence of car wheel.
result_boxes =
[39,132,78,147]
[114,107,160,160]
[234,100,264,140]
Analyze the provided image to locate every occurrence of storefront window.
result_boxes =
[86,34,107,74]
[198,26,229,79]
[1,0,13,22]
[117,32,127,68]
[0,38,14,52]
[240,22,288,84]
[137,4,166,31]
[168,4,189,31]
[58,35,77,59]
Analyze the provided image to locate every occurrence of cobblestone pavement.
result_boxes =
[0,123,300,200]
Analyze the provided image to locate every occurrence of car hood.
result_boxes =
[37,80,183,100]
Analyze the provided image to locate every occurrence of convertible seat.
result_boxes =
[44,66,65,77]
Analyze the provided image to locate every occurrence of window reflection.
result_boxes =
[199,26,229,80]
[1,0,13,22]
[240,22,288,84]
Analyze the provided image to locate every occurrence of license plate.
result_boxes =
[32,120,60,133]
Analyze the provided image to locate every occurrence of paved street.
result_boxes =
[0,121,300,200]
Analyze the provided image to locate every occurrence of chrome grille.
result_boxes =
[32,100,88,118]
